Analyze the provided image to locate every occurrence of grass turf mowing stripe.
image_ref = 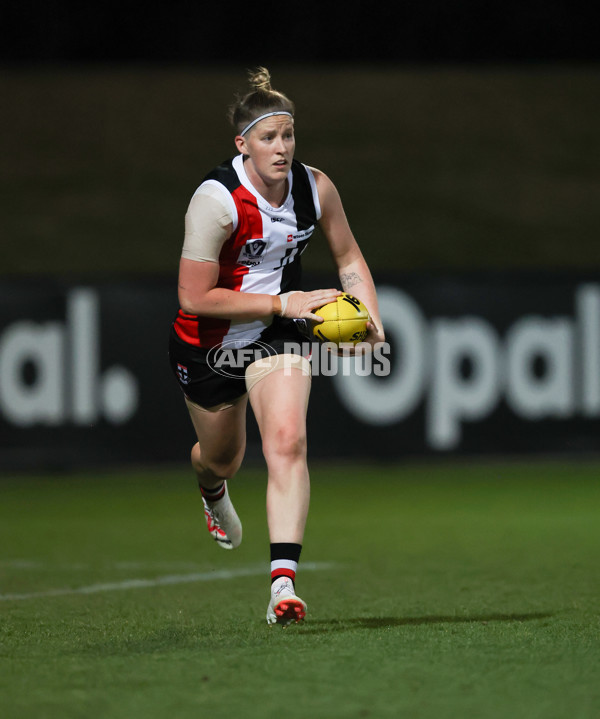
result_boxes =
[0,561,335,602]
[1,465,599,719]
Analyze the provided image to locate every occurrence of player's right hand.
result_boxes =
[279,289,342,321]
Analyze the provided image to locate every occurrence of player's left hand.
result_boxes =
[334,319,385,356]
[365,319,385,346]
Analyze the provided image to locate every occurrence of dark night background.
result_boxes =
[1,0,600,462]
[1,1,597,64]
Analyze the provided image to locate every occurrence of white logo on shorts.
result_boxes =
[207,340,276,379]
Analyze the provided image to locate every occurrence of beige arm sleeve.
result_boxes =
[182,183,234,263]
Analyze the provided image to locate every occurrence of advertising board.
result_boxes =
[1,272,599,470]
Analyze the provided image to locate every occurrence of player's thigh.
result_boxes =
[186,394,249,465]
[247,360,311,449]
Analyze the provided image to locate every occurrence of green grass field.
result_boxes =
[1,461,599,719]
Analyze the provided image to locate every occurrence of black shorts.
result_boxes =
[168,317,308,408]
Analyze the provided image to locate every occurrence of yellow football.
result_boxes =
[313,293,370,346]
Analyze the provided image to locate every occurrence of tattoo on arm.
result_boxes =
[340,272,362,291]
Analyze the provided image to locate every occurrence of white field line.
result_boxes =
[0,561,335,602]
[0,560,211,571]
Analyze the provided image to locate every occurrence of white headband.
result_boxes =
[240,111,293,137]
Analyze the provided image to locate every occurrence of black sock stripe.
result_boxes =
[270,542,302,563]
[200,482,225,499]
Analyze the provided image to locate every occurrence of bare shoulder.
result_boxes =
[306,166,341,212]
[307,166,332,187]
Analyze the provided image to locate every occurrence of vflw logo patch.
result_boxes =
[238,239,267,267]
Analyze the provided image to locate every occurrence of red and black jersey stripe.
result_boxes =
[173,156,319,349]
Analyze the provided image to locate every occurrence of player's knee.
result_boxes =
[190,443,202,470]
[263,426,307,465]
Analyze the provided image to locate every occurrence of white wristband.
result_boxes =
[278,291,299,318]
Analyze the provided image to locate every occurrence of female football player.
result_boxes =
[168,67,384,626]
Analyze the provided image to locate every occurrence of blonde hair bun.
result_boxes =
[248,67,272,93]
[228,67,295,134]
